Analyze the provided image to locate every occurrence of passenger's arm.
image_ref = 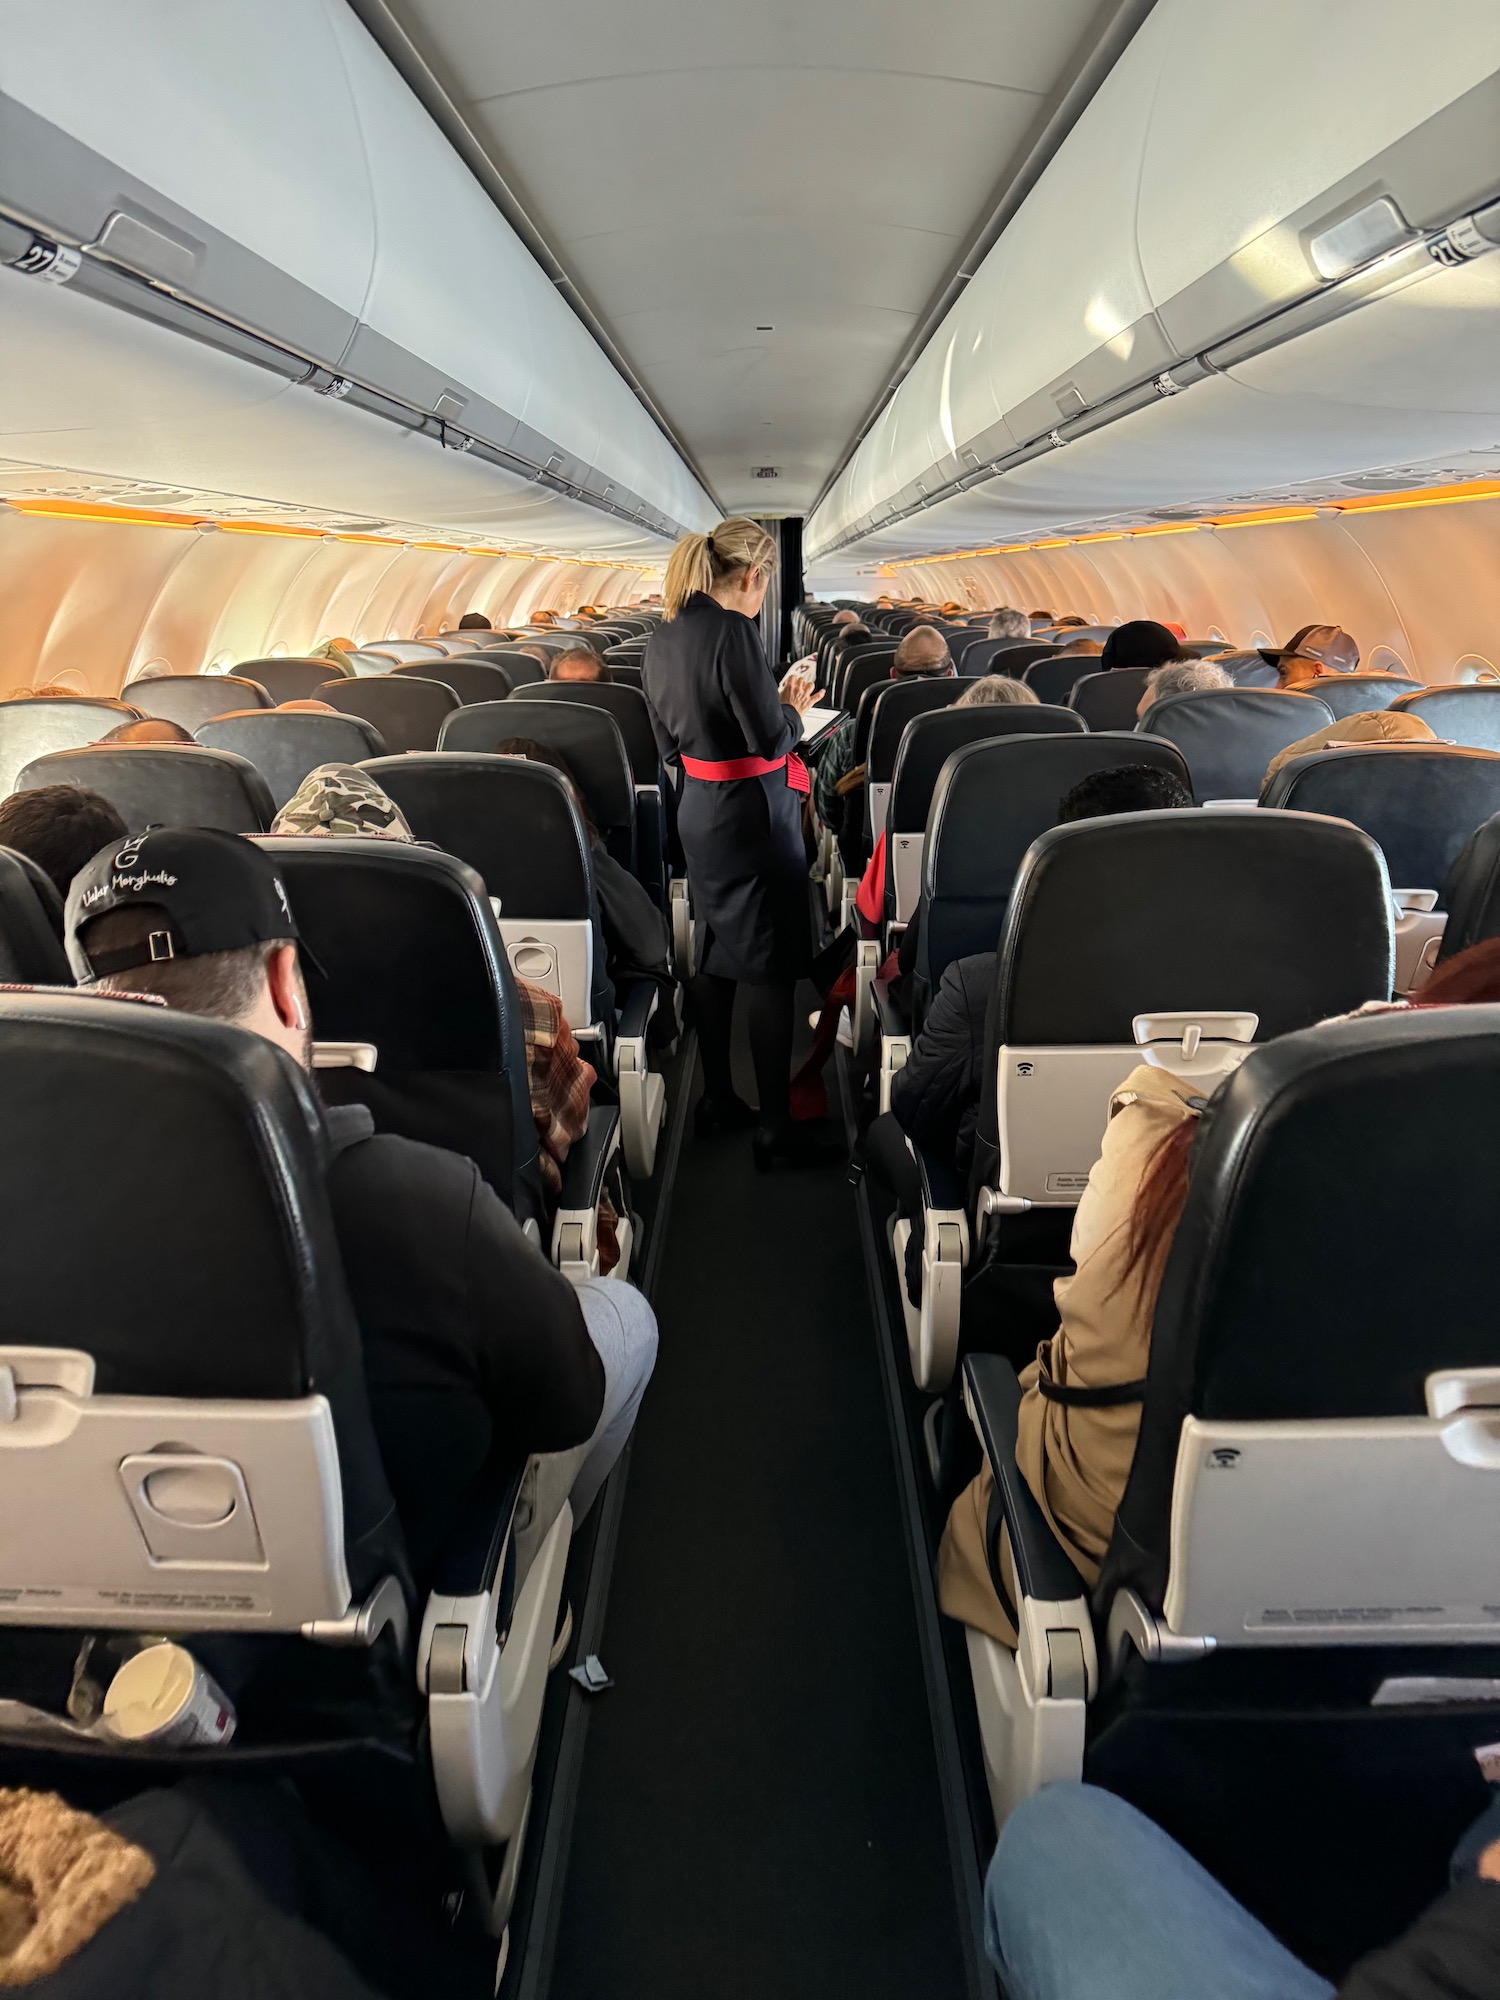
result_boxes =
[888,957,984,1163]
[1338,1870,1500,1999]
[461,1166,606,1454]
[721,621,800,759]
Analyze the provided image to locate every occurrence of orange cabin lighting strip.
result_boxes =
[1206,507,1319,529]
[4,497,203,529]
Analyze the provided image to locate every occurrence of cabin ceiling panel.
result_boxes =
[378,0,1110,512]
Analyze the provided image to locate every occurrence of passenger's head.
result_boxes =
[277,699,339,715]
[832,609,859,629]
[5,684,101,703]
[1262,707,1436,788]
[1057,764,1193,822]
[1137,657,1233,719]
[1052,638,1105,658]
[1028,611,1054,629]
[956,675,1039,709]
[986,608,1029,640]
[1268,623,1360,686]
[0,785,127,901]
[892,626,953,678]
[457,612,492,631]
[1413,936,1500,1006]
[549,644,611,683]
[840,623,873,646]
[309,639,355,675]
[67,828,310,1070]
[1100,620,1185,674]
[270,764,415,840]
[1052,615,1090,631]
[663,517,778,620]
[493,736,598,840]
[519,644,551,667]
[95,717,196,746]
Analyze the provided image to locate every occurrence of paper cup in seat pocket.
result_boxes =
[102,1643,236,1749]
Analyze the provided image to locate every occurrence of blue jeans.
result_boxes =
[986,1784,1334,2000]
[569,1274,659,1522]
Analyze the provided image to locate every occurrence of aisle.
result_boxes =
[548,1048,969,2000]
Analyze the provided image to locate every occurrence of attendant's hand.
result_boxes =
[779,664,816,714]
[1480,1839,1500,1883]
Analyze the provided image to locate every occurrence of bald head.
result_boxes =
[892,625,952,678]
[832,608,858,628]
[550,645,610,684]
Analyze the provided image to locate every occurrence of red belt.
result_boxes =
[681,751,810,796]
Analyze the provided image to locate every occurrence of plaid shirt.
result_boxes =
[516,976,620,1273]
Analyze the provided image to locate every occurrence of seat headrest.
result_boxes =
[0,698,142,798]
[1437,811,1500,959]
[1109,1006,1500,1609]
[441,699,634,836]
[230,658,349,701]
[0,847,70,981]
[889,705,1085,833]
[1260,744,1500,898]
[196,713,388,811]
[1391,685,1500,752]
[362,753,593,917]
[1067,666,1152,731]
[121,675,271,729]
[13,744,274,834]
[866,678,966,779]
[319,676,460,753]
[1297,673,1413,720]
[392,658,514,707]
[996,808,1393,1043]
[1021,655,1095,706]
[512,681,660,782]
[1138,688,1335,801]
[960,639,1056,678]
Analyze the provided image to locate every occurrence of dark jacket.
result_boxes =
[1340,1875,1500,1998]
[592,843,673,992]
[324,1105,604,1575]
[888,951,994,1177]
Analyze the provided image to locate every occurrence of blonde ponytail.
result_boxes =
[662,516,777,619]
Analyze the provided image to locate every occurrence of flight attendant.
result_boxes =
[644,518,821,1168]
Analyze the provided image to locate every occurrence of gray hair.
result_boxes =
[956,674,1040,709]
[1146,659,1233,701]
[986,607,1029,640]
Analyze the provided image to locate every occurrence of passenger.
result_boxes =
[839,622,874,647]
[870,766,1194,1265]
[548,644,612,684]
[814,625,954,833]
[95,718,196,746]
[493,737,674,1005]
[1263,707,1436,786]
[457,611,493,631]
[66,827,657,1571]
[956,675,1040,708]
[0,784,126,901]
[986,609,1030,640]
[985,1779,1500,2000]
[3,683,109,702]
[270,766,614,1253]
[936,933,1500,1648]
[276,698,340,715]
[1052,615,1090,630]
[1051,637,1105,658]
[1262,621,1360,689]
[309,637,357,677]
[1099,620,1184,673]
[1135,656,1233,719]
[1028,610,1055,630]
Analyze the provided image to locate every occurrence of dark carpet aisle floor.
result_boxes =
[548,1019,968,2000]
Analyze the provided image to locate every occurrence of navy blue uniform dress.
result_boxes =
[643,592,810,983]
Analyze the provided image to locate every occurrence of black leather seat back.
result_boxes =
[1260,744,1500,896]
[0,990,399,1589]
[1068,667,1152,730]
[394,658,514,706]
[1437,813,1500,960]
[467,650,547,686]
[362,753,593,918]
[866,679,967,784]
[1023,655,1098,706]
[318,676,460,753]
[1139,689,1334,800]
[920,732,1190,986]
[194,713,389,811]
[995,809,1392,1045]
[889,706,1087,837]
[1297,673,1413,719]
[1391,685,1500,751]
[15,745,275,834]
[122,675,271,728]
[1220,652,1282,688]
[1108,1006,1500,1610]
[957,638,1056,678]
[231,659,348,702]
[503,680,661,784]
[264,838,541,1224]
[0,848,70,981]
[439,700,635,865]
[0,698,140,797]
[835,649,899,711]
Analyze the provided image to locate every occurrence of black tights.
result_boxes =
[691,973,796,1132]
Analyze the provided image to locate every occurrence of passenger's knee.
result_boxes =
[985,1784,1140,1956]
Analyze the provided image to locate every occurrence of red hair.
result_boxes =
[1410,935,1500,1006]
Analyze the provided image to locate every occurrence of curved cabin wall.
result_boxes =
[875,494,1500,682]
[0,514,651,697]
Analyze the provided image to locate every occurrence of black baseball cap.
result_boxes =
[65,827,300,984]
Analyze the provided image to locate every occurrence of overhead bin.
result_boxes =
[807,0,1500,561]
[0,0,714,546]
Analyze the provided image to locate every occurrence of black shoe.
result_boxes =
[753,1123,848,1172]
[694,1092,758,1139]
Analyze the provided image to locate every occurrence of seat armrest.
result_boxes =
[553,1105,621,1280]
[916,1142,966,1220]
[962,1355,1087,1606]
[614,977,659,1049]
[429,1457,527,1605]
[875,978,911,1116]
[871,976,908,1039]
